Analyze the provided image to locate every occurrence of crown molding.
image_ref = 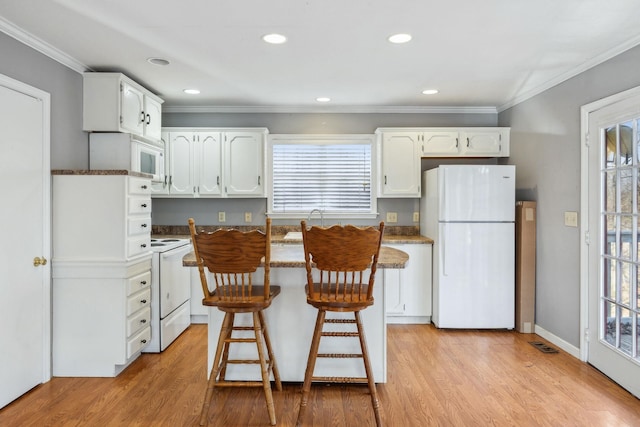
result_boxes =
[498,34,640,112]
[0,16,89,74]
[162,104,499,114]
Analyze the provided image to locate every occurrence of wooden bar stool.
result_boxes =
[296,220,385,427]
[188,217,282,426]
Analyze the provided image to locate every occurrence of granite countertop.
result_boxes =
[182,245,409,269]
[156,233,433,245]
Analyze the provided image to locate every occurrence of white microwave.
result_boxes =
[89,133,165,182]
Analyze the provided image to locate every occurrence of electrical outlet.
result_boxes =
[218,211,226,222]
[386,212,398,223]
[564,211,578,227]
[244,212,252,223]
[413,212,419,222]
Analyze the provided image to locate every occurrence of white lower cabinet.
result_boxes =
[52,173,153,376]
[384,243,433,324]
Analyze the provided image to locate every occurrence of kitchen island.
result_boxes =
[183,244,409,383]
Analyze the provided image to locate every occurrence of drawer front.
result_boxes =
[128,216,152,236]
[127,288,151,316]
[128,177,152,195]
[127,270,151,295]
[127,235,151,257]
[127,326,151,358]
[127,307,151,337]
[128,197,152,215]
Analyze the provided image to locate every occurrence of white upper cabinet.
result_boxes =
[83,73,164,142]
[153,128,266,198]
[224,131,265,197]
[377,127,510,158]
[377,131,421,197]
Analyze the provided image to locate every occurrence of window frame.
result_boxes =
[267,134,378,220]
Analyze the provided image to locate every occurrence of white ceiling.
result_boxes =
[1,0,640,113]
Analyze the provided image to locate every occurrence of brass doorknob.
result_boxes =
[33,256,47,267]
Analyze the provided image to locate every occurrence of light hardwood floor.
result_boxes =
[1,324,639,426]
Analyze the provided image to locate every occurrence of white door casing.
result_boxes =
[581,86,640,399]
[0,74,51,408]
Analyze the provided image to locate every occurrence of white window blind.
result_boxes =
[271,139,372,213]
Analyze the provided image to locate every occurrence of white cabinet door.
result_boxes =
[384,268,405,315]
[143,96,162,141]
[151,132,170,194]
[460,129,504,156]
[196,132,223,196]
[225,131,265,196]
[379,132,421,197]
[421,130,460,155]
[168,132,194,195]
[120,81,145,136]
[385,243,432,323]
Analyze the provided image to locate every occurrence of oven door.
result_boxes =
[159,244,192,318]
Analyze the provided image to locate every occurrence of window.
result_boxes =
[268,135,376,218]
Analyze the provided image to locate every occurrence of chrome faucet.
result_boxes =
[307,208,325,227]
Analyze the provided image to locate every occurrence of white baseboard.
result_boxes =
[534,325,581,359]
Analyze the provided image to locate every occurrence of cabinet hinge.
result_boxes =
[120,83,123,92]
[584,328,590,342]
[585,230,590,245]
[585,132,590,148]
[119,115,123,125]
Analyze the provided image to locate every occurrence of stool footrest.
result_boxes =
[215,380,266,388]
[318,353,362,358]
[310,376,368,384]
[321,331,359,337]
[224,359,272,365]
[225,337,256,343]
[324,319,356,324]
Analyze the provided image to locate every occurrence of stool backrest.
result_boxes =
[189,217,271,303]
[301,221,384,304]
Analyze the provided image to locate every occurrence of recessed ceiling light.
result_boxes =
[422,89,439,95]
[147,57,170,66]
[183,89,200,95]
[316,97,331,102]
[388,33,412,44]
[262,33,287,44]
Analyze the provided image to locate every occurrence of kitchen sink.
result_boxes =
[283,231,302,241]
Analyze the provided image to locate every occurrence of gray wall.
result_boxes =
[155,112,498,227]
[0,32,86,169]
[499,44,640,347]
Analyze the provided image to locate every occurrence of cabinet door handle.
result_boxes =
[141,203,148,208]
[141,223,148,228]
[140,299,147,304]
[384,175,387,185]
[258,176,261,185]
[146,114,150,125]
[140,319,147,324]
[141,339,147,344]
[456,138,459,148]
[140,111,145,123]
[466,137,470,147]
[141,243,147,248]
[217,176,220,185]
[141,184,148,189]
[140,280,147,285]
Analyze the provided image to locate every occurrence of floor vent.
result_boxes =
[529,341,559,353]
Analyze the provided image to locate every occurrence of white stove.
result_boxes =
[143,238,192,353]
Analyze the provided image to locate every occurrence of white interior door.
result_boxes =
[0,74,50,408]
[584,89,640,398]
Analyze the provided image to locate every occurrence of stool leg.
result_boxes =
[218,313,235,381]
[254,312,277,426]
[296,309,326,427]
[355,311,382,427]
[199,312,233,426]
[259,310,282,391]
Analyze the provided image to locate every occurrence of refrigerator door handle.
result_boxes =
[441,224,447,276]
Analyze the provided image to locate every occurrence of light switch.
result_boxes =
[386,212,398,223]
[564,211,578,227]
[413,212,420,222]
[218,211,226,222]
[244,212,252,223]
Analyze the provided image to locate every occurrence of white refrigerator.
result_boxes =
[421,165,516,329]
